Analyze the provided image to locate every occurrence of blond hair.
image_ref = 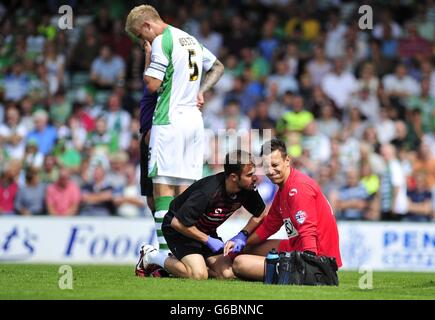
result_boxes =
[125,5,161,36]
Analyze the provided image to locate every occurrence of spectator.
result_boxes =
[104,20,133,62]
[104,93,132,151]
[324,9,348,59]
[0,106,27,160]
[0,160,20,215]
[80,165,114,216]
[70,23,100,72]
[238,67,264,116]
[106,151,128,191]
[114,164,145,218]
[82,90,104,121]
[379,144,408,220]
[283,41,300,78]
[42,41,65,95]
[19,97,36,131]
[391,120,413,151]
[54,138,82,173]
[215,100,251,134]
[301,121,331,164]
[264,84,286,122]
[223,15,256,55]
[345,22,370,63]
[407,109,426,149]
[86,116,119,156]
[4,61,30,101]
[251,100,276,131]
[237,47,270,82]
[113,83,137,117]
[356,62,380,97]
[306,44,332,86]
[317,164,340,200]
[25,19,45,59]
[376,108,396,145]
[378,22,399,59]
[405,171,433,222]
[49,89,72,126]
[39,154,59,184]
[346,107,368,140]
[93,7,113,41]
[276,95,314,134]
[352,62,381,122]
[90,45,125,89]
[367,38,395,77]
[46,167,81,216]
[382,64,420,113]
[337,128,361,172]
[266,59,299,97]
[258,20,280,62]
[412,142,435,189]
[125,44,145,92]
[373,10,402,38]
[321,58,358,110]
[22,139,44,169]
[331,168,370,220]
[26,109,57,156]
[416,6,435,41]
[58,115,88,153]
[195,20,223,57]
[360,160,380,197]
[316,101,341,139]
[14,167,45,216]
[399,22,432,60]
[407,77,435,134]
[284,10,321,42]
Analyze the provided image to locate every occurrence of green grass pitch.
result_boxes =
[1,264,434,300]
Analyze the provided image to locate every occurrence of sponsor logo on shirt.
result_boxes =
[283,218,299,239]
[295,210,306,224]
[289,188,298,197]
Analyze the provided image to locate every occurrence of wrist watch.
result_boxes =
[241,230,249,237]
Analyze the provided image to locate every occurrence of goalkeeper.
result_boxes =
[227,139,342,283]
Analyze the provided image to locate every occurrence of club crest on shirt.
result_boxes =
[295,210,306,224]
[283,218,299,238]
[289,188,298,197]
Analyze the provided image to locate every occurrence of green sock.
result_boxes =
[154,196,173,252]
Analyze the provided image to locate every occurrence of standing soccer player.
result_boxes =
[125,5,224,255]
[228,138,342,282]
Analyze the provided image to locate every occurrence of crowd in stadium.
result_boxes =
[0,0,434,221]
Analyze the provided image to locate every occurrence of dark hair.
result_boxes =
[25,167,39,183]
[224,150,253,177]
[260,138,287,158]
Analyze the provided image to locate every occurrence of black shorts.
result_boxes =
[140,132,153,197]
[162,224,223,261]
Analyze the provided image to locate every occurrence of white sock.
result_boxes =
[148,250,168,268]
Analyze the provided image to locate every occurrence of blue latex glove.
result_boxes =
[229,231,248,254]
[205,236,225,253]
